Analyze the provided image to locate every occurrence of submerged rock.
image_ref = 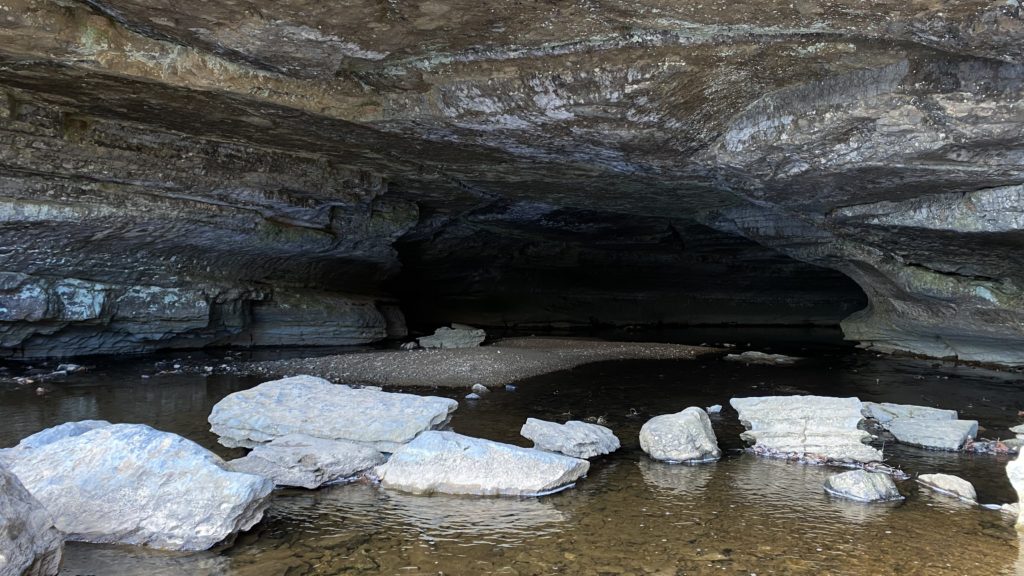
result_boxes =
[917,473,977,503]
[730,396,881,463]
[417,325,486,349]
[209,375,458,452]
[0,463,62,576]
[376,431,589,496]
[520,418,620,459]
[226,434,386,489]
[824,470,903,502]
[886,419,977,451]
[639,407,720,463]
[5,423,272,551]
[723,351,799,365]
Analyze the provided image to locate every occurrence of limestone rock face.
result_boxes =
[5,423,273,551]
[639,408,721,463]
[520,418,620,459]
[375,431,590,496]
[886,419,978,451]
[209,375,459,452]
[730,396,881,463]
[226,433,386,489]
[417,326,486,349]
[917,473,977,503]
[0,0,1022,361]
[824,470,903,503]
[0,463,62,576]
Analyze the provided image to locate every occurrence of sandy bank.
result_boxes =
[235,337,720,388]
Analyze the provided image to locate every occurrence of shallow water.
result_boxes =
[3,330,1024,575]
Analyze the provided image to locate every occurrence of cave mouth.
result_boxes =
[392,208,869,334]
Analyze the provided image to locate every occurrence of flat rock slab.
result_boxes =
[723,351,799,365]
[730,396,881,463]
[520,418,620,459]
[917,473,977,502]
[226,433,386,489]
[209,375,459,452]
[0,463,62,576]
[418,326,487,349]
[6,423,273,551]
[824,470,903,502]
[886,419,977,451]
[862,402,957,425]
[376,431,589,496]
[639,407,721,463]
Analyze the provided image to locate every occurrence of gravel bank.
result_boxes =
[235,338,720,388]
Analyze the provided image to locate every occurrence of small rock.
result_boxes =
[400,341,418,351]
[465,393,482,400]
[226,434,385,489]
[706,404,722,414]
[724,351,799,365]
[824,470,903,502]
[520,418,620,458]
[639,407,720,463]
[417,325,486,349]
[376,431,589,496]
[471,383,490,395]
[917,473,977,502]
[34,387,48,396]
[505,385,517,392]
[55,363,83,373]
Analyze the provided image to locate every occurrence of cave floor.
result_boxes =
[2,328,1024,575]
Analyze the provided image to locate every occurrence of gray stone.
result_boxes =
[0,463,62,576]
[520,418,620,459]
[824,470,903,502]
[639,407,720,463]
[1009,454,1024,528]
[375,431,589,496]
[706,404,722,414]
[723,351,799,365]
[6,423,272,551]
[464,392,481,400]
[226,433,385,489]
[209,375,459,452]
[417,326,487,349]
[730,396,881,463]
[917,473,977,503]
[1011,424,1024,439]
[862,402,957,425]
[886,419,978,451]
[471,383,489,395]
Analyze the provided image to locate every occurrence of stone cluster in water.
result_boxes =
[4,368,1024,576]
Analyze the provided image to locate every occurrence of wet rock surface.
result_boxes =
[731,395,881,463]
[0,463,62,576]
[520,418,620,459]
[375,430,590,496]
[886,419,978,452]
[4,423,273,551]
[0,0,1020,361]
[639,407,721,463]
[917,473,977,503]
[209,375,459,452]
[824,470,903,503]
[225,433,386,489]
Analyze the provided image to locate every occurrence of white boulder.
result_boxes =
[886,419,977,451]
[0,420,111,465]
[0,464,62,576]
[862,402,957,424]
[6,423,273,551]
[917,473,977,502]
[226,433,386,489]
[824,470,903,502]
[1008,453,1024,528]
[209,375,458,452]
[520,418,620,458]
[730,396,881,463]
[375,431,589,496]
[639,407,720,463]
[417,325,486,349]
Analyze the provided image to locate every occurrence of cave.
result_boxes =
[1,1,1024,575]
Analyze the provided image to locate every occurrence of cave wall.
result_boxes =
[0,0,1021,361]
